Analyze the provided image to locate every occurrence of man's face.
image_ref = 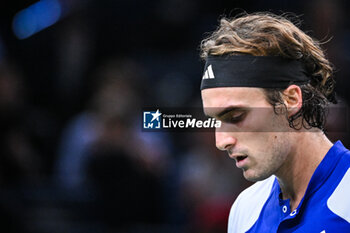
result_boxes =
[201,87,294,182]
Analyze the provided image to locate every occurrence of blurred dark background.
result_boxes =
[0,0,349,232]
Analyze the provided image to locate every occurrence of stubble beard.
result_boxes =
[242,133,291,182]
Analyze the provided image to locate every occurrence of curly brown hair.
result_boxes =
[200,12,336,130]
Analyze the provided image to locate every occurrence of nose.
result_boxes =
[215,130,237,151]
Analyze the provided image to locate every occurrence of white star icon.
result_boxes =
[151,109,162,122]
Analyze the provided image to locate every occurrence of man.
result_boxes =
[200,13,350,232]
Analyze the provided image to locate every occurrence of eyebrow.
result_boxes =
[205,106,246,118]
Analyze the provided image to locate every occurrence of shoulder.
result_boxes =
[228,175,275,233]
[327,147,350,224]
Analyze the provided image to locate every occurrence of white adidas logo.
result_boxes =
[202,64,215,79]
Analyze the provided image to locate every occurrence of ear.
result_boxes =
[282,85,303,117]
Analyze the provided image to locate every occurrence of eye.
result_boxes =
[220,111,246,124]
[230,113,245,123]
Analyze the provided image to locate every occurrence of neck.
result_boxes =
[275,131,333,210]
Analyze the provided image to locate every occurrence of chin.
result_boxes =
[243,170,272,182]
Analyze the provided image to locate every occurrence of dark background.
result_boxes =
[0,0,349,232]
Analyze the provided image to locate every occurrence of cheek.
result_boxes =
[266,133,291,165]
[240,132,275,150]
[248,133,287,163]
[250,135,288,177]
[245,108,289,133]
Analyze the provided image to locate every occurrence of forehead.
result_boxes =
[201,87,268,115]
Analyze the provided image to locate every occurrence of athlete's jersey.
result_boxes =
[228,141,350,233]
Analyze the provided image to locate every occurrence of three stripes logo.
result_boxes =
[202,64,215,79]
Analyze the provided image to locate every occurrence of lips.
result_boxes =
[228,152,247,160]
[236,155,247,162]
[235,155,248,168]
[228,153,248,168]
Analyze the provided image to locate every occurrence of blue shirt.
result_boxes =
[228,141,350,233]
